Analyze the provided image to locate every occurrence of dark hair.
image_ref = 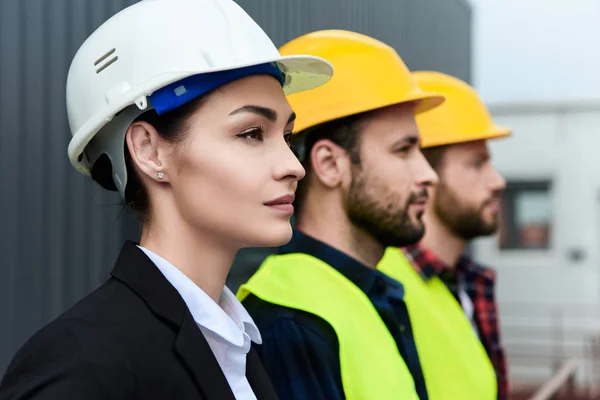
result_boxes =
[292,111,368,215]
[90,94,208,222]
[420,144,450,173]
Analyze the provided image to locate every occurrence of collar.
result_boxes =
[138,246,261,347]
[110,241,191,328]
[403,244,452,280]
[403,243,496,282]
[281,229,393,295]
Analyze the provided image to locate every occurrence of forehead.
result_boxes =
[445,139,489,159]
[360,102,418,142]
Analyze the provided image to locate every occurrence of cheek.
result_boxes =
[436,181,468,211]
[172,139,266,225]
[387,160,416,203]
[358,165,409,211]
[443,168,485,203]
[365,153,414,190]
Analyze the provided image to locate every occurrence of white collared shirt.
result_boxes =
[138,246,260,400]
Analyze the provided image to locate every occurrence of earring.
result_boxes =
[157,172,165,179]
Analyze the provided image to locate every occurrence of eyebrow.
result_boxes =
[393,134,420,147]
[229,105,296,125]
[287,111,297,124]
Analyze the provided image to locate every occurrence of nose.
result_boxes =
[489,166,506,192]
[273,142,306,182]
[414,150,439,187]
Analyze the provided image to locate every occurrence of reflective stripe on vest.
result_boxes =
[237,253,420,400]
[378,248,497,400]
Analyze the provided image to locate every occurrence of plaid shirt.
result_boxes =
[403,244,510,400]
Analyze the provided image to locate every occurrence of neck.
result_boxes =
[420,208,467,267]
[296,201,384,269]
[140,208,237,303]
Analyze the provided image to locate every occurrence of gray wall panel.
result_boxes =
[45,0,69,340]
[18,0,45,340]
[0,0,472,373]
[0,0,139,373]
[0,0,22,369]
[235,0,470,82]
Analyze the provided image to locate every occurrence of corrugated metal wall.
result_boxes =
[0,0,472,373]
[0,0,140,374]
[237,0,472,81]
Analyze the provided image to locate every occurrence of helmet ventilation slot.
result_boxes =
[95,48,118,74]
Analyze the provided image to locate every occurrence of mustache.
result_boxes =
[408,189,429,204]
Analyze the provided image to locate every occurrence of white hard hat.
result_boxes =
[66,0,333,198]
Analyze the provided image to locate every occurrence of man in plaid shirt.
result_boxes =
[401,71,512,399]
[403,245,510,399]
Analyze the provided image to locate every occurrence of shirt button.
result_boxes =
[399,325,406,332]
[375,278,387,293]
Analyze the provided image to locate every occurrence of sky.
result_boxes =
[470,0,600,105]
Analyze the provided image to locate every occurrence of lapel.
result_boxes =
[110,241,236,400]
[246,347,279,400]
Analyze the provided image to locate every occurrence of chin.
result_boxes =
[247,221,294,248]
[483,224,499,236]
[484,214,500,229]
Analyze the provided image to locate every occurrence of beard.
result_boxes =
[344,167,426,248]
[434,181,500,240]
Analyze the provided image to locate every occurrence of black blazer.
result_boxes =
[0,241,278,400]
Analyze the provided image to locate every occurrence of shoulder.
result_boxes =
[56,277,163,339]
[5,309,127,374]
[0,301,137,399]
[0,278,170,397]
[461,256,497,281]
[244,295,345,400]
[244,294,339,351]
[8,276,156,356]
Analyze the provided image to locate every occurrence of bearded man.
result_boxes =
[237,30,442,400]
[381,71,512,400]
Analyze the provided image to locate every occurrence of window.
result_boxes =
[498,180,553,250]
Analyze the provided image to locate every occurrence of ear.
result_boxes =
[125,121,170,183]
[309,139,351,188]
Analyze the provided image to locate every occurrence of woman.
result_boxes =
[0,0,332,399]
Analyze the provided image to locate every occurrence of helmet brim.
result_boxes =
[273,55,334,95]
[421,125,512,148]
[403,91,446,115]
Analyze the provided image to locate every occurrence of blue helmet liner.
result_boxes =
[149,62,285,115]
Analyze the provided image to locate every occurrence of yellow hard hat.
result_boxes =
[279,30,445,133]
[412,71,512,148]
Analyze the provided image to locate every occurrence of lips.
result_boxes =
[410,196,429,206]
[264,194,295,215]
[264,194,295,206]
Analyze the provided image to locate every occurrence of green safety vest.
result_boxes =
[237,252,420,400]
[378,247,497,400]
